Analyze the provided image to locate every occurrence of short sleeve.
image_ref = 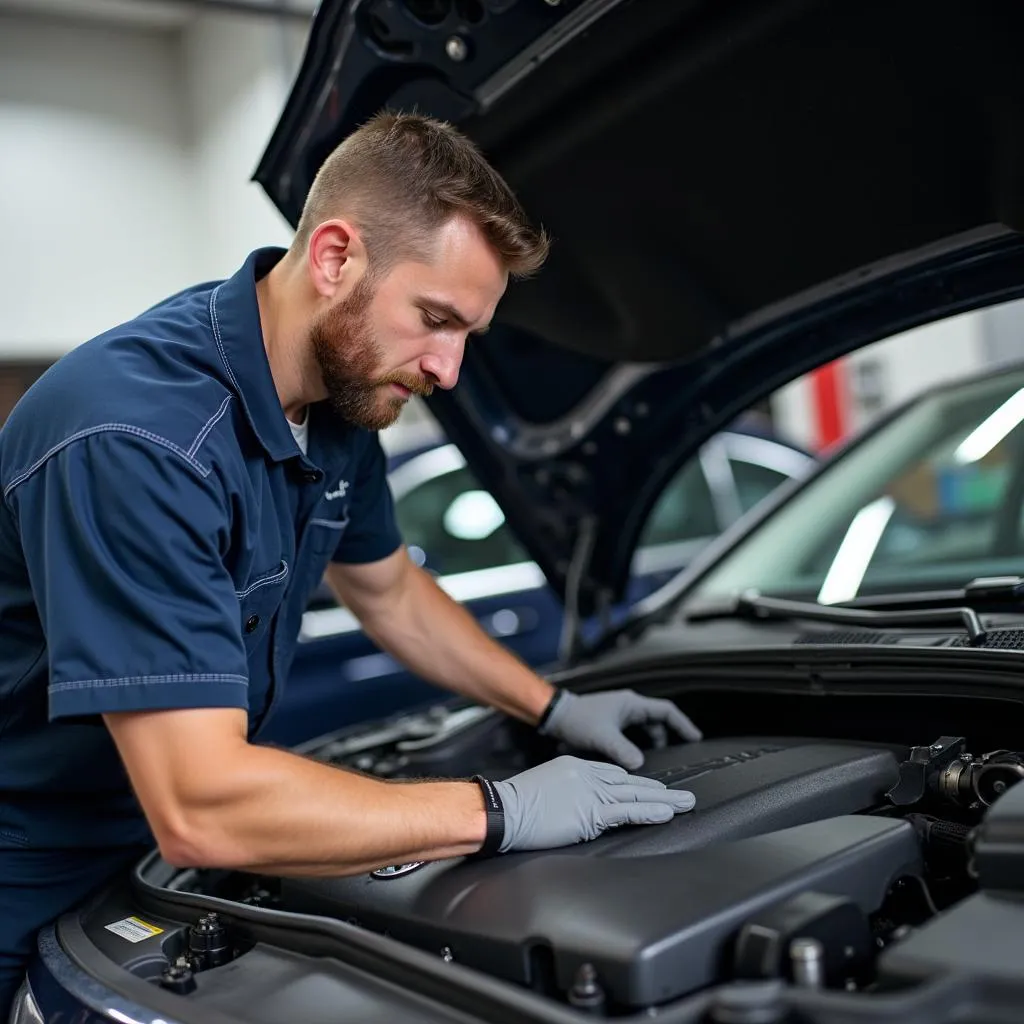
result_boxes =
[9,431,250,720]
[331,434,402,565]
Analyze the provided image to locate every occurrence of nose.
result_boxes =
[420,336,465,391]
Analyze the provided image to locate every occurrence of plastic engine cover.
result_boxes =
[283,737,911,1007]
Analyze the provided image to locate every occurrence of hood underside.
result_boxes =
[257,0,1024,613]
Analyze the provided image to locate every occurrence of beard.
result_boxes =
[309,276,433,431]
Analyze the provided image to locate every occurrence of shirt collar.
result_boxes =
[209,247,308,465]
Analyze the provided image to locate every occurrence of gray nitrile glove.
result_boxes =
[539,689,702,770]
[493,755,695,853]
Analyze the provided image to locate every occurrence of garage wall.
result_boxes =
[0,9,305,359]
[0,12,196,358]
[183,11,305,281]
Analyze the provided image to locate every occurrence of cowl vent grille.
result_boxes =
[795,628,1024,650]
[949,629,1024,650]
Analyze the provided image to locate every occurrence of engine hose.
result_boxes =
[908,814,972,877]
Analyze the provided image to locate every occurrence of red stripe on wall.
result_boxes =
[810,359,847,450]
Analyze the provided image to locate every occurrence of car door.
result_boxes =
[263,444,564,746]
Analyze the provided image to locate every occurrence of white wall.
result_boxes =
[0,9,310,358]
[0,12,196,358]
[182,11,305,281]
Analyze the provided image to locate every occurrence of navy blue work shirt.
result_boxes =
[0,247,402,852]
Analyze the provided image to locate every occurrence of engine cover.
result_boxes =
[283,737,912,1007]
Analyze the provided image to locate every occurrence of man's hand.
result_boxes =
[538,690,702,769]
[494,756,696,852]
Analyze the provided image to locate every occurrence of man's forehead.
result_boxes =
[388,246,506,317]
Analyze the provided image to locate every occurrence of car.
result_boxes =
[268,426,813,746]
[16,1,1024,1022]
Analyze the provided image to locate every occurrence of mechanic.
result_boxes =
[0,112,700,1014]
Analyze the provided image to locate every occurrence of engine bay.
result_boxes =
[143,695,1024,1018]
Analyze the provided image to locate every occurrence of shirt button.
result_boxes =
[245,615,260,634]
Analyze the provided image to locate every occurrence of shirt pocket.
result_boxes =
[236,558,289,646]
[307,513,350,557]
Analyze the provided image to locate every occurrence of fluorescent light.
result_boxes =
[817,496,897,605]
[954,387,1024,464]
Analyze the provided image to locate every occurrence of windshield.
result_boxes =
[687,366,1024,605]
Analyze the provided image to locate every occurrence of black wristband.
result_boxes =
[471,775,505,857]
[535,688,566,733]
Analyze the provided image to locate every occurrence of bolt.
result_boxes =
[159,960,197,995]
[445,36,468,61]
[568,963,605,1012]
[613,416,631,435]
[440,946,454,963]
[994,780,1007,794]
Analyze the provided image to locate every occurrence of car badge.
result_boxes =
[370,861,426,879]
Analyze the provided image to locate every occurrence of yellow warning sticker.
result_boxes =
[104,916,165,943]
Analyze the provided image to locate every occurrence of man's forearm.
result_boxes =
[344,563,556,724]
[162,742,487,874]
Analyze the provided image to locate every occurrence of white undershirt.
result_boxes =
[287,412,309,455]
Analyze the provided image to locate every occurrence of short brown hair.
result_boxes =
[292,110,549,279]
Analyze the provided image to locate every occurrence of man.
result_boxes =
[0,112,699,1013]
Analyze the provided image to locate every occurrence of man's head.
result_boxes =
[290,111,549,430]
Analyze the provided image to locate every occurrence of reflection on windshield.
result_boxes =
[817,495,896,603]
[689,369,1024,605]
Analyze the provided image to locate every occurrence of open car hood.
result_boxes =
[256,0,1024,614]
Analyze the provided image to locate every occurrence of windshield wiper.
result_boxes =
[613,576,1024,654]
[689,588,995,646]
[840,576,1024,612]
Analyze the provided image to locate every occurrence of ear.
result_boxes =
[306,219,369,299]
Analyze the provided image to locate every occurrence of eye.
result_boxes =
[421,311,446,330]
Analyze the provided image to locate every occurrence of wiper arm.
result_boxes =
[842,576,1024,612]
[693,590,989,646]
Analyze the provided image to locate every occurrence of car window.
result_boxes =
[394,465,529,577]
[731,459,792,515]
[691,368,1024,604]
[638,458,719,547]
